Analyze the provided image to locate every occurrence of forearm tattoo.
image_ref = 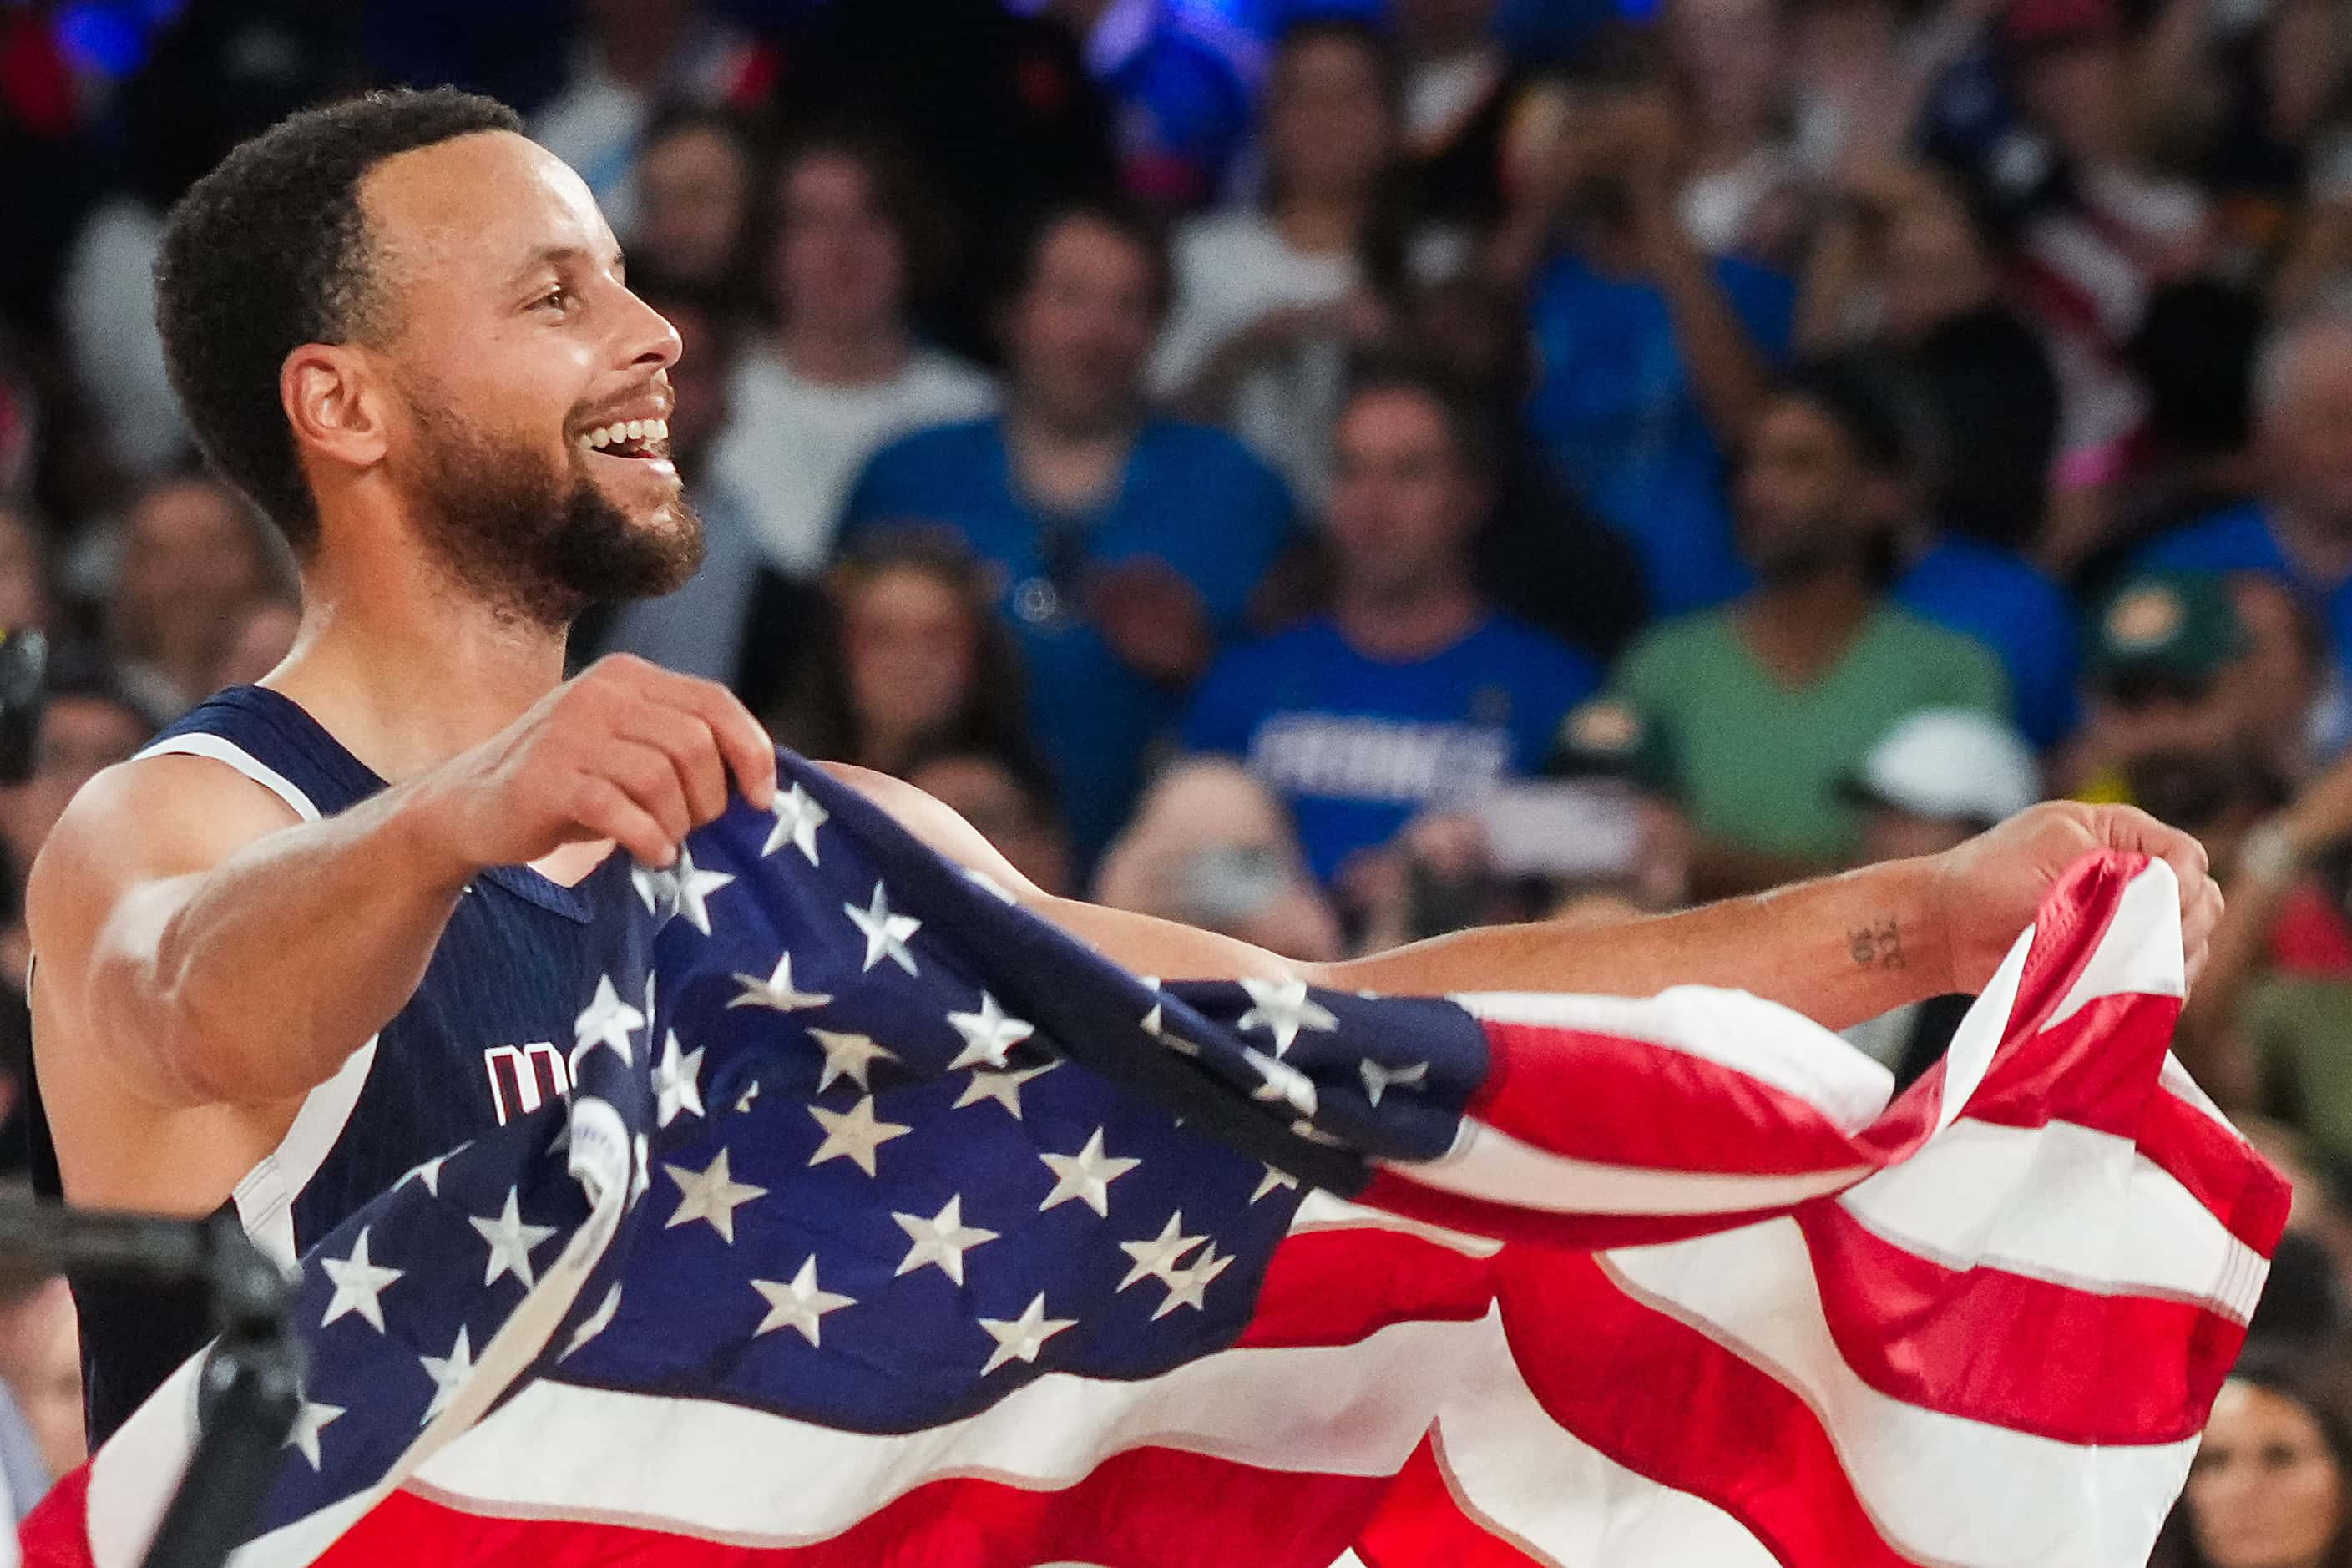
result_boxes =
[1848,915,1905,972]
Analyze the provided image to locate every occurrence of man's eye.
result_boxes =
[535,287,574,312]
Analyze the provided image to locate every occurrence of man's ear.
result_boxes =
[281,344,390,477]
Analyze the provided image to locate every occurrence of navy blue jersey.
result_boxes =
[27,685,635,1441]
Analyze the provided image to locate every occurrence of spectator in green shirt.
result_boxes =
[1615,358,2009,898]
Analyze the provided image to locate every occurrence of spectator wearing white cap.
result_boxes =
[1839,708,2042,1082]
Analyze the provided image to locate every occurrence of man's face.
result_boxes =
[1008,217,1159,428]
[636,124,750,287]
[770,153,906,338]
[1325,387,1482,597]
[2268,328,2352,536]
[355,131,700,625]
[118,478,267,652]
[1267,34,1395,199]
[3,695,150,872]
[1736,397,1884,581]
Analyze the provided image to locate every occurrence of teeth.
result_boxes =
[576,419,666,452]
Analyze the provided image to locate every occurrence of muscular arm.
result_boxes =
[30,760,477,1108]
[837,767,1954,1029]
[843,769,2222,1030]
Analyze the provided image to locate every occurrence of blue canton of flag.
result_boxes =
[251,751,1491,1535]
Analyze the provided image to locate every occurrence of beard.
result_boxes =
[402,395,704,632]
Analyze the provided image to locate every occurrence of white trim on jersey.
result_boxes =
[131,732,374,1267]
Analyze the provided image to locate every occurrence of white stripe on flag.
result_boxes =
[1289,1188,1503,1256]
[1604,1219,2198,1565]
[1426,1312,1781,1567]
[359,1315,1491,1550]
[2045,863,2185,1029]
[1839,1115,2269,1318]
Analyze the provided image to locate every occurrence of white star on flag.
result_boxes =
[417,1326,473,1425]
[283,1399,344,1470]
[630,863,676,918]
[664,844,736,935]
[945,991,1034,1071]
[1243,1045,1319,1120]
[750,1256,857,1347]
[1138,976,1163,1038]
[953,1060,1055,1119]
[728,952,833,1014]
[805,1095,913,1176]
[468,1187,557,1290]
[1037,1128,1141,1217]
[1151,1244,1234,1319]
[845,881,921,974]
[651,1030,706,1126]
[1116,1211,1208,1292]
[809,1029,899,1095]
[1251,1164,1299,1203]
[662,1147,768,1243]
[892,1195,999,1286]
[761,781,830,862]
[572,974,645,1070]
[1235,976,1337,1055]
[319,1227,403,1333]
[560,1284,622,1362]
[978,1292,1077,1376]
[1359,1057,1429,1107]
[397,1142,468,1198]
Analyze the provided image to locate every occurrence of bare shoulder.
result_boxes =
[812,761,1046,900]
[28,752,304,966]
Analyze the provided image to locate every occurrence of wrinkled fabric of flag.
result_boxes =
[24,751,2289,1568]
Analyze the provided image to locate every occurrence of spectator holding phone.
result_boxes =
[1181,365,1597,903]
[1487,29,1799,617]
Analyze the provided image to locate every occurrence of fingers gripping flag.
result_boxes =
[25,754,2287,1567]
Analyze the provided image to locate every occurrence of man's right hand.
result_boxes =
[403,655,777,881]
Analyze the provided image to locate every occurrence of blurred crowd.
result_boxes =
[6,0,2352,1554]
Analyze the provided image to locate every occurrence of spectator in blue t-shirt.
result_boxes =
[2135,306,2352,705]
[1486,37,1797,618]
[842,203,1296,863]
[1183,365,1599,888]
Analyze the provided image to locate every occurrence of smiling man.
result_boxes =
[23,89,2222,1449]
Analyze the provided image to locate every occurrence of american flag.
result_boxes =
[24,753,2287,1567]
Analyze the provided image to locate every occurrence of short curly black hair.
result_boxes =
[154,87,524,556]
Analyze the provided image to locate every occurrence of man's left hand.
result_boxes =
[1931,801,2222,994]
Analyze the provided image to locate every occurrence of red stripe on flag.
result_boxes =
[1472,1020,1874,1176]
[18,1464,94,1568]
[1492,1247,1914,1568]
[311,1445,1393,1567]
[1351,1432,1547,1568]
[1239,1227,1495,1348]
[1796,1207,2239,1445]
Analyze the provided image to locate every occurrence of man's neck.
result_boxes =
[1005,397,1137,516]
[266,549,570,786]
[1333,573,1482,660]
[779,321,911,388]
[1735,568,1877,687]
[2269,501,2352,591]
[1277,194,1374,258]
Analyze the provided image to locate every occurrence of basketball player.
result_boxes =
[27,90,2220,1443]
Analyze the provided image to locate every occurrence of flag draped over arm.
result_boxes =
[23,751,2286,1568]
